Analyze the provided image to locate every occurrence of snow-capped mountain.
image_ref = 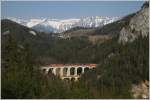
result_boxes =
[7,16,119,33]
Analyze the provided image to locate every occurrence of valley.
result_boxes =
[1,1,149,99]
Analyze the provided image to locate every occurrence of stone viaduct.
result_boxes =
[41,64,97,81]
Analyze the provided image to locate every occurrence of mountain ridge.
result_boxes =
[6,16,119,33]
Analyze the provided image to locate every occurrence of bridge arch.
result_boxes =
[84,67,89,72]
[71,77,75,81]
[42,68,46,73]
[48,68,53,76]
[70,67,75,75]
[64,78,70,81]
[77,67,82,75]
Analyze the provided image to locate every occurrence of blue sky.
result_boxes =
[2,1,144,19]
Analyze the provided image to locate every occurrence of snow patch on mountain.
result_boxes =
[27,19,46,27]
[29,30,37,36]
[7,16,119,33]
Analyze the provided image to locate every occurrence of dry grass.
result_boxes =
[88,35,111,44]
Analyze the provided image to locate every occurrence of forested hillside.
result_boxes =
[2,30,148,98]
[1,2,149,99]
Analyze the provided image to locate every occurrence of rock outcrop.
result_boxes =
[131,80,149,99]
[119,2,149,44]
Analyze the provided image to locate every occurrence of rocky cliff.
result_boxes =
[119,2,149,44]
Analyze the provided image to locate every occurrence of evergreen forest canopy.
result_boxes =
[1,31,148,98]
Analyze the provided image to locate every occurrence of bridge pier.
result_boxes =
[67,67,71,76]
[52,68,57,75]
[45,68,49,74]
[60,67,64,76]
[82,67,85,74]
[75,77,78,81]
[74,67,78,76]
